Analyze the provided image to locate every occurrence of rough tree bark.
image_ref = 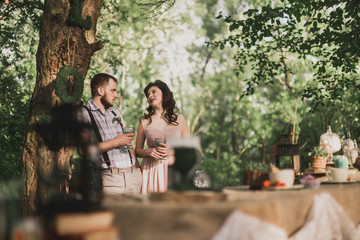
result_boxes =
[21,0,102,216]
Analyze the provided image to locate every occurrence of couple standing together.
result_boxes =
[77,73,190,195]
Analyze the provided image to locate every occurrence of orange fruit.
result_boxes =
[263,180,271,188]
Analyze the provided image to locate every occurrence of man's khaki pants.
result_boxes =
[101,165,142,194]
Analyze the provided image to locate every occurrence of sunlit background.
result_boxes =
[1,0,360,189]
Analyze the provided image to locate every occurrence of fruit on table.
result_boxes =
[263,180,271,188]
[275,181,286,187]
[263,180,286,188]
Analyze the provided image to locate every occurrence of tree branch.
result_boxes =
[275,25,292,92]
[88,41,102,55]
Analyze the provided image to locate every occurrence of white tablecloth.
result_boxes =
[213,193,360,240]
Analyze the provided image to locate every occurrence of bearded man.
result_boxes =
[77,73,142,194]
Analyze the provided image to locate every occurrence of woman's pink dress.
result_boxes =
[140,118,181,194]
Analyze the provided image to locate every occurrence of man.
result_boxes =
[77,73,142,194]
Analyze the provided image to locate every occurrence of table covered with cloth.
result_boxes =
[103,183,360,240]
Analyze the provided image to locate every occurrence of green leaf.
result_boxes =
[229,22,239,32]
[215,11,223,19]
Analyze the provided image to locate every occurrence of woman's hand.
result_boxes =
[156,142,168,157]
[148,144,167,159]
[157,142,172,157]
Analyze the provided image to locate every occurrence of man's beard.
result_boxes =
[100,95,113,109]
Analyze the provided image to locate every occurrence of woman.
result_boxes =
[135,80,190,194]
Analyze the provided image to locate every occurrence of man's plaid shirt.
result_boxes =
[77,99,134,169]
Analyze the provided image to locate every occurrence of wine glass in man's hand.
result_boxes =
[119,127,135,152]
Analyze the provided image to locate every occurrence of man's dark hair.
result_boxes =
[90,73,117,97]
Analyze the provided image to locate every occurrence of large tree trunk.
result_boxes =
[21,0,102,216]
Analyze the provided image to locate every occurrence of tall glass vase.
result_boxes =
[319,125,341,163]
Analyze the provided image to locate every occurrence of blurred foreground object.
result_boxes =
[51,211,117,238]
[168,137,211,190]
[39,151,119,239]
[300,175,321,189]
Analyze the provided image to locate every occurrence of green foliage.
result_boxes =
[2,0,360,191]
[55,66,84,104]
[0,67,31,181]
[200,155,268,190]
[212,0,360,110]
[0,1,42,182]
[89,0,187,128]
[0,178,22,201]
[200,156,242,190]
[0,179,23,236]
[212,3,306,96]
[209,0,360,180]
[67,0,92,30]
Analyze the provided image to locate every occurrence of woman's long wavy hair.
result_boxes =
[142,80,179,125]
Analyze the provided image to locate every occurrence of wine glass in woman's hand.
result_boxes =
[155,137,167,160]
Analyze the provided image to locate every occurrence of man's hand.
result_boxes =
[114,133,134,147]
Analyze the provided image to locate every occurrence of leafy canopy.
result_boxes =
[212,0,360,110]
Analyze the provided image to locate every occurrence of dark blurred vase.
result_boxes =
[172,147,201,190]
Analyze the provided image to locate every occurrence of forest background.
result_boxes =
[1,0,360,191]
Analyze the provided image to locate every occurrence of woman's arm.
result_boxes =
[135,120,164,159]
[130,148,141,171]
[179,114,191,138]
[135,120,147,158]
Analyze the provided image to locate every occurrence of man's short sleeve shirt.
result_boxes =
[77,99,133,169]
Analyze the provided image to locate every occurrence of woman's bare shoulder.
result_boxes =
[176,114,187,126]
[177,113,186,121]
[140,117,151,125]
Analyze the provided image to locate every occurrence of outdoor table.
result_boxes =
[103,183,360,240]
